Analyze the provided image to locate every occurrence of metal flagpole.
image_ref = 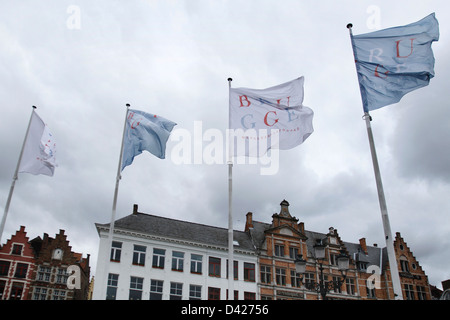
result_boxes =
[102,103,130,299]
[227,78,234,300]
[347,24,403,300]
[0,106,36,244]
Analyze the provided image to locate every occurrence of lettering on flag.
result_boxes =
[351,13,439,112]
[229,77,314,158]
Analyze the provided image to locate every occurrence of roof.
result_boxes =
[96,212,256,253]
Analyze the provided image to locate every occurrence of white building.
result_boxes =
[92,204,258,300]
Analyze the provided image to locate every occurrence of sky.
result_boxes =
[0,0,449,290]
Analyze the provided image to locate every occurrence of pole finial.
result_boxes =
[126,103,130,108]
[346,23,353,29]
[32,105,37,109]
[227,78,232,82]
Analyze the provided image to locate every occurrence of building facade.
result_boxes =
[93,201,432,300]
[93,204,258,300]
[0,226,91,300]
[246,200,432,300]
[0,226,36,300]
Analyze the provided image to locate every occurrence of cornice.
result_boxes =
[97,225,257,256]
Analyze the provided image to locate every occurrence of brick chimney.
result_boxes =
[298,222,305,234]
[359,237,368,255]
[133,204,138,215]
[245,212,253,231]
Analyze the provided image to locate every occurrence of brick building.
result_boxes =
[0,226,36,300]
[0,226,91,300]
[246,199,432,300]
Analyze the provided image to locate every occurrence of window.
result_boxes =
[400,256,410,273]
[110,241,122,262]
[107,274,119,300]
[346,278,356,295]
[56,268,68,284]
[289,247,299,259]
[244,263,255,282]
[32,287,48,300]
[150,280,163,300]
[417,286,427,300]
[133,245,146,266]
[172,251,184,271]
[366,280,376,298]
[190,254,202,274]
[260,265,271,284]
[10,282,24,300]
[152,248,165,268]
[11,244,23,255]
[274,244,285,257]
[189,285,202,300]
[405,284,415,300]
[14,263,28,279]
[357,261,368,272]
[208,287,220,300]
[332,276,342,293]
[51,289,67,300]
[304,272,315,290]
[290,270,302,288]
[170,282,183,300]
[209,257,221,277]
[0,261,10,276]
[129,277,143,300]
[275,268,286,286]
[244,292,256,300]
[37,266,52,282]
[0,280,6,299]
[330,253,339,266]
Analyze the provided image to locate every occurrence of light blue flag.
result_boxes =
[351,13,439,112]
[121,109,176,171]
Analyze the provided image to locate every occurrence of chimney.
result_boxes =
[298,222,305,234]
[133,204,138,215]
[245,212,253,231]
[359,238,368,255]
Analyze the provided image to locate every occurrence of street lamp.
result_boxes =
[294,239,350,300]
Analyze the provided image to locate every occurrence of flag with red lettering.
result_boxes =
[229,77,314,157]
[350,13,439,112]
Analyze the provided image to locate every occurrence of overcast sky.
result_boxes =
[1,0,449,290]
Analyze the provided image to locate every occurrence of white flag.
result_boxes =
[18,111,56,176]
[229,77,313,157]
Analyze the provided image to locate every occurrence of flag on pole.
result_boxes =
[18,110,57,176]
[229,77,313,157]
[121,109,176,171]
[350,13,439,112]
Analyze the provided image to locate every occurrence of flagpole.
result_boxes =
[347,24,403,300]
[0,106,36,244]
[102,103,130,299]
[227,78,234,300]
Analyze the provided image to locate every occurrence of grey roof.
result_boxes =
[96,212,256,252]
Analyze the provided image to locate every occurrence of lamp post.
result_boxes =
[295,239,350,300]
